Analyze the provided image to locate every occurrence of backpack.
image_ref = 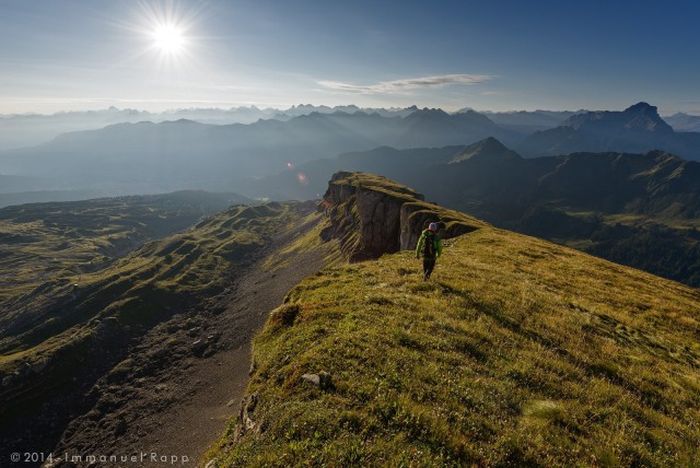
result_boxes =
[423,231,436,258]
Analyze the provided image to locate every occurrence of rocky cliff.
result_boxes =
[320,171,485,261]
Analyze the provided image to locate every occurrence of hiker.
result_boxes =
[416,222,442,280]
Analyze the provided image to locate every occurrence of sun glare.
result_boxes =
[127,2,199,66]
[152,23,186,56]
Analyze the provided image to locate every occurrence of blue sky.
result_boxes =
[0,0,698,114]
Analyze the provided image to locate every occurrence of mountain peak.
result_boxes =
[161,118,199,125]
[621,102,673,133]
[624,102,658,115]
[558,102,673,135]
[415,107,450,116]
[450,137,521,163]
[476,136,507,149]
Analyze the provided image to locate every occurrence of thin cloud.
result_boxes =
[318,74,493,94]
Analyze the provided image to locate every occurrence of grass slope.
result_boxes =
[209,227,700,466]
[516,207,700,288]
[0,202,303,372]
[0,191,244,307]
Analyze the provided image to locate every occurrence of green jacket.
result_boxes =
[416,229,442,259]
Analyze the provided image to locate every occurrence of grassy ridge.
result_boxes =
[0,202,301,369]
[0,191,242,307]
[209,226,700,466]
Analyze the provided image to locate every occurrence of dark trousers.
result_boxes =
[423,257,436,279]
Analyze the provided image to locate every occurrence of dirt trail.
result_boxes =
[48,208,328,467]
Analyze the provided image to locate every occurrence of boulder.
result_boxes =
[301,371,333,391]
[191,339,207,357]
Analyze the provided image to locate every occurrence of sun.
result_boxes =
[152,23,186,56]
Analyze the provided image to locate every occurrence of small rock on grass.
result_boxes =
[301,371,333,390]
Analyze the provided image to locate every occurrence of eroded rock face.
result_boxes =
[321,172,482,261]
[354,189,404,258]
[400,202,480,250]
[400,203,440,249]
[321,172,421,261]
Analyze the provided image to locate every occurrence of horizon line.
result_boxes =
[1,101,693,118]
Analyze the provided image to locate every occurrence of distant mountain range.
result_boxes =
[480,109,578,134]
[665,112,700,132]
[3,102,697,153]
[255,136,700,218]
[252,137,700,285]
[0,104,427,151]
[2,102,700,206]
[0,108,519,195]
[518,102,700,160]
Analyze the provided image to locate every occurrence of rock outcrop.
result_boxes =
[399,201,481,250]
[320,171,484,261]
